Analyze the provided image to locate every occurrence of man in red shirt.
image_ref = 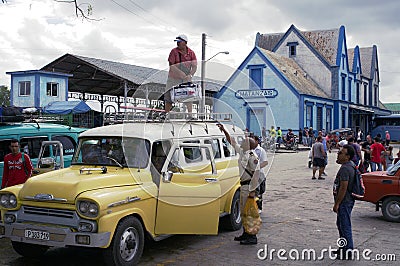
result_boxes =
[165,34,197,113]
[370,137,386,171]
[1,139,33,188]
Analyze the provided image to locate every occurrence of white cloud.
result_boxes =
[0,0,399,103]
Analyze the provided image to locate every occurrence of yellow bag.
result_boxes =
[242,197,262,235]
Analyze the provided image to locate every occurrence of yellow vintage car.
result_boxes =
[0,119,243,265]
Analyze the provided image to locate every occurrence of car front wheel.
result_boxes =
[382,197,400,222]
[103,216,145,266]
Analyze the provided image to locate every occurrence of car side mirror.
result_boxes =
[162,171,173,183]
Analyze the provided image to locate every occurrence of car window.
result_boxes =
[183,147,202,163]
[51,135,77,156]
[74,137,150,168]
[20,137,49,159]
[222,137,236,157]
[151,140,171,174]
[0,139,12,162]
[387,160,400,176]
[204,139,221,159]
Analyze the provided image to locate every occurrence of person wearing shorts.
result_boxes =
[312,136,326,180]
[165,34,197,113]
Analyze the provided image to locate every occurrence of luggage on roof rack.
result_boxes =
[0,106,24,123]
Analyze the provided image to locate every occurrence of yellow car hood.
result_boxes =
[19,167,140,203]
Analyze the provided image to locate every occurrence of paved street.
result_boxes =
[1,147,399,265]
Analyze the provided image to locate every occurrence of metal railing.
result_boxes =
[103,107,232,125]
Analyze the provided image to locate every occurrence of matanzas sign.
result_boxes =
[235,89,278,99]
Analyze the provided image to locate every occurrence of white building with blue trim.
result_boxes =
[214,25,390,136]
[6,70,72,109]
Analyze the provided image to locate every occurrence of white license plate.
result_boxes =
[24,229,50,240]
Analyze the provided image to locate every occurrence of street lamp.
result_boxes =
[206,51,230,62]
[200,50,229,115]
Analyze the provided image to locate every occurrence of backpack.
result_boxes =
[350,163,365,200]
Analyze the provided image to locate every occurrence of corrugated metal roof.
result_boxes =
[74,55,167,85]
[41,54,221,97]
[259,48,329,98]
[383,103,400,111]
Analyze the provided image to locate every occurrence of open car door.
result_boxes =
[155,143,221,235]
[33,141,64,176]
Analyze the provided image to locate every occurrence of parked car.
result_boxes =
[0,122,87,184]
[0,120,243,265]
[361,161,400,222]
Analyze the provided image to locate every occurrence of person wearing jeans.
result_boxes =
[333,144,356,260]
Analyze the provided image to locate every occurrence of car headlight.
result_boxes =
[77,200,99,218]
[0,193,18,209]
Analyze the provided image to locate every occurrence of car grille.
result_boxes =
[23,206,75,219]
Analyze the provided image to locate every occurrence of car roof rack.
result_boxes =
[103,107,234,136]
[103,107,232,125]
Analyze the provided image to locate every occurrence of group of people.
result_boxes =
[308,128,400,259]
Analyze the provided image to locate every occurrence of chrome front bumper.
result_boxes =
[1,222,111,248]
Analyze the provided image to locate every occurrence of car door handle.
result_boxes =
[382,180,392,184]
[205,178,218,183]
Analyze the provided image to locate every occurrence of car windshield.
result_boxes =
[72,137,150,168]
[387,160,400,176]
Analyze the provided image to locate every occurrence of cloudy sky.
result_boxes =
[0,0,399,103]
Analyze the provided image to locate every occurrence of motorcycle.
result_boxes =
[279,135,299,151]
[262,136,276,152]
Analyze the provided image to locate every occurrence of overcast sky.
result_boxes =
[0,0,399,103]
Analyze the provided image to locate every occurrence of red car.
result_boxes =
[361,162,400,222]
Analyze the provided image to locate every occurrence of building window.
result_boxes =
[287,42,298,58]
[306,104,313,128]
[341,76,346,100]
[47,82,59,97]
[374,85,378,106]
[316,106,323,131]
[341,109,346,128]
[363,83,368,105]
[19,81,31,96]
[348,78,352,102]
[356,83,360,104]
[247,64,265,90]
[326,108,332,132]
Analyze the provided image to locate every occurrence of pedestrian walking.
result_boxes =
[333,144,356,260]
[370,137,386,171]
[1,139,33,188]
[312,136,326,180]
[308,127,314,147]
[276,127,282,148]
[218,124,261,245]
[385,130,391,146]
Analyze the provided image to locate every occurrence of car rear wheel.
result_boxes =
[103,216,145,266]
[11,241,49,258]
[222,190,242,231]
[382,197,400,222]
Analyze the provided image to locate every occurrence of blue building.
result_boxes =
[6,70,72,108]
[214,25,390,136]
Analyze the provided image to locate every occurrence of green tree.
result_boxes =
[0,85,10,106]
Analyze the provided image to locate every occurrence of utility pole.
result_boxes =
[200,33,206,115]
